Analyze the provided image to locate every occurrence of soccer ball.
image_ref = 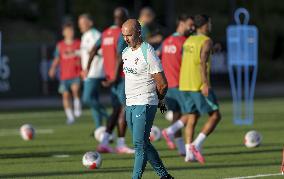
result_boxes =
[244,130,262,148]
[165,110,174,122]
[94,126,115,142]
[20,124,35,141]
[150,125,161,142]
[82,151,102,169]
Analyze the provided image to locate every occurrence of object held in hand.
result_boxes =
[158,100,167,114]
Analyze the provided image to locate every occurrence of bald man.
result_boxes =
[122,19,174,179]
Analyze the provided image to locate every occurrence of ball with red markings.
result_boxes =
[244,130,262,148]
[150,125,161,142]
[20,124,35,141]
[82,151,102,169]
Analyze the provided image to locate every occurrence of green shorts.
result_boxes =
[111,78,126,107]
[58,77,81,94]
[181,90,219,115]
[165,87,183,112]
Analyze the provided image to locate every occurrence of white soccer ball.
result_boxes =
[150,125,161,142]
[82,151,102,169]
[165,110,174,122]
[244,130,262,148]
[20,124,35,141]
[94,126,115,142]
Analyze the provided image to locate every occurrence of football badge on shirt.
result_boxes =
[135,58,139,65]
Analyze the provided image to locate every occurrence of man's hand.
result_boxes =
[48,68,56,79]
[201,83,209,97]
[101,79,115,87]
[158,99,167,114]
[81,70,88,80]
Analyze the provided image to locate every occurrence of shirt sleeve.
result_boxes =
[117,34,127,54]
[148,45,163,74]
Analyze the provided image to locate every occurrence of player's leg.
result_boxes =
[162,115,187,148]
[62,91,75,124]
[82,78,104,128]
[97,82,122,153]
[70,78,82,118]
[172,111,186,155]
[59,80,75,124]
[114,79,134,153]
[116,106,132,153]
[190,90,221,163]
[131,105,172,179]
[184,113,199,162]
[162,90,191,150]
[194,110,221,149]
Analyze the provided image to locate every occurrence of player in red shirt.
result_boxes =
[49,22,82,125]
[87,7,134,154]
[160,15,196,155]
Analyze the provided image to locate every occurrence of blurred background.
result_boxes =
[0,0,284,108]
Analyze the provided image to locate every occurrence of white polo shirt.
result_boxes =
[122,42,163,106]
[80,28,105,79]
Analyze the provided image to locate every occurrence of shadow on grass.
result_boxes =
[0,161,280,178]
[205,147,283,156]
[0,150,134,160]
[0,143,79,151]
[160,147,283,160]
[205,143,283,149]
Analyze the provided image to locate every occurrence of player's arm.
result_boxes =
[86,39,101,73]
[152,72,168,100]
[200,39,213,97]
[49,46,60,79]
[101,53,123,87]
[152,72,168,114]
[149,45,168,113]
[102,35,125,87]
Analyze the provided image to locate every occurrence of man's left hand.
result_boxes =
[158,99,167,114]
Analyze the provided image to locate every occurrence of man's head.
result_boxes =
[194,14,211,35]
[176,14,195,36]
[114,7,129,27]
[139,7,155,25]
[62,22,74,39]
[78,13,93,33]
[121,19,142,48]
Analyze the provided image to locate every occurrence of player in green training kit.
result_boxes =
[121,19,174,179]
[180,14,221,163]
[162,14,222,164]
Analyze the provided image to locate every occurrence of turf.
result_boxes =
[0,98,283,179]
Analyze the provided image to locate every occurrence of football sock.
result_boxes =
[193,133,207,150]
[101,132,110,146]
[166,120,184,134]
[116,137,126,148]
[175,137,185,155]
[185,143,195,161]
[64,108,75,122]
[73,98,82,117]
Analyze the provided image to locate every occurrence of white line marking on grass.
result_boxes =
[223,172,283,179]
[52,154,70,158]
[0,129,54,136]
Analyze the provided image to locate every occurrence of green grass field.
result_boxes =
[0,98,283,179]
